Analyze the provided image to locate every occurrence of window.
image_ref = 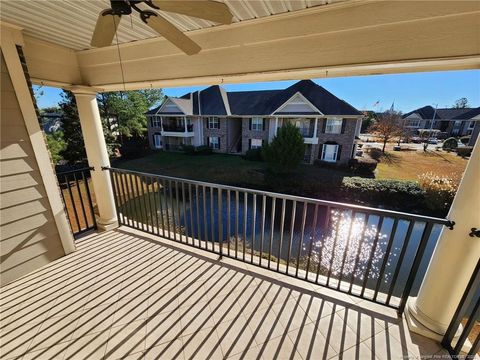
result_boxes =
[151,116,161,128]
[208,117,220,129]
[294,119,311,137]
[250,139,263,150]
[208,136,220,149]
[468,121,475,129]
[251,117,264,131]
[153,134,162,149]
[325,118,343,134]
[321,144,339,162]
[406,119,421,127]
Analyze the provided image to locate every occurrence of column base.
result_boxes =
[404,297,444,341]
[404,297,473,353]
[96,217,119,232]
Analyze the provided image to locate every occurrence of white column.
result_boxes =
[72,88,118,231]
[405,139,480,340]
[275,117,279,134]
[184,116,188,132]
[313,118,318,138]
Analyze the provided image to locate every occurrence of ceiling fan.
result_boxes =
[91,0,233,55]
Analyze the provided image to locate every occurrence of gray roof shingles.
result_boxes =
[146,80,361,117]
[403,105,480,120]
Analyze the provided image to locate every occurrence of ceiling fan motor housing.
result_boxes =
[109,0,133,15]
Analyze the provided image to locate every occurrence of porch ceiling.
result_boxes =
[1,1,479,91]
[0,0,340,51]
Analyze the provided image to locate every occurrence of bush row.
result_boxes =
[182,145,212,155]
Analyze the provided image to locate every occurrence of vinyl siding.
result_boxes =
[0,51,65,286]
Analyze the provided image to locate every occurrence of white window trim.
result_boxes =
[152,116,161,128]
[208,117,220,129]
[209,136,220,149]
[251,117,264,131]
[153,134,162,149]
[321,144,339,162]
[325,118,343,134]
[250,138,263,149]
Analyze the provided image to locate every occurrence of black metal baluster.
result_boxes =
[385,220,414,305]
[143,175,154,233]
[235,190,239,258]
[243,192,248,261]
[181,182,189,244]
[73,171,88,230]
[277,198,286,272]
[162,179,171,238]
[348,214,370,294]
[114,171,126,226]
[188,183,195,245]
[259,195,266,267]
[296,202,308,277]
[337,211,356,290]
[398,222,433,313]
[286,200,297,275]
[360,216,385,298]
[251,194,257,264]
[218,188,223,256]
[210,187,215,250]
[268,197,276,269]
[109,171,121,226]
[169,180,177,241]
[326,209,343,287]
[82,170,96,229]
[373,218,399,302]
[175,181,182,242]
[316,207,331,284]
[227,189,231,257]
[150,176,160,236]
[155,177,165,236]
[202,185,208,248]
[65,174,81,233]
[305,204,319,281]
[195,184,201,247]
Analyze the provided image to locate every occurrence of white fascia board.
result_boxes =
[271,91,323,115]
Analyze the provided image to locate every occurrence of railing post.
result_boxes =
[405,139,480,340]
[72,87,118,231]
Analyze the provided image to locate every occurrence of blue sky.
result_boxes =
[35,70,479,112]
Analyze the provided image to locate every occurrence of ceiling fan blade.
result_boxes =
[145,13,201,55]
[152,0,233,25]
[90,10,121,47]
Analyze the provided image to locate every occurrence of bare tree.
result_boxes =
[368,111,403,153]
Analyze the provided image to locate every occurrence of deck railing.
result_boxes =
[57,167,97,238]
[107,167,453,311]
[442,259,480,357]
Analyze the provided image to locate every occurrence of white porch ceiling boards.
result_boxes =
[0,0,336,51]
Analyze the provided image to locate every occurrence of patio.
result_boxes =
[0,227,448,360]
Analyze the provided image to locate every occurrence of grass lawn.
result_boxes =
[375,150,468,181]
[115,151,351,195]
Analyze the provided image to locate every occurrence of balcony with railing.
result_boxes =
[161,120,194,137]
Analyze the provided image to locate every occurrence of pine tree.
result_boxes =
[262,123,306,174]
[59,90,86,163]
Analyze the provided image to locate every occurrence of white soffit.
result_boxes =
[0,0,339,51]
